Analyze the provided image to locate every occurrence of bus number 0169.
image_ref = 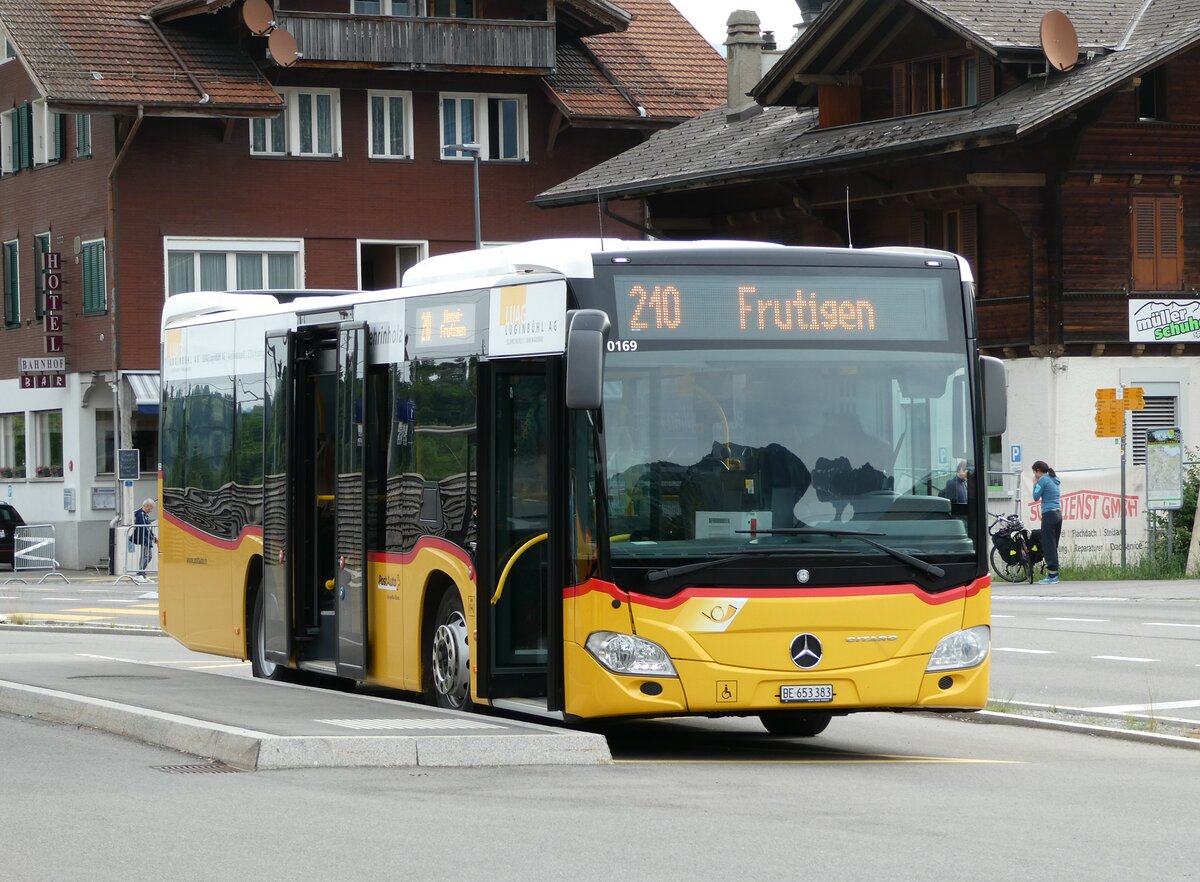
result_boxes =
[606,340,638,352]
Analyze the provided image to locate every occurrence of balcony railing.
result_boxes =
[275,13,557,72]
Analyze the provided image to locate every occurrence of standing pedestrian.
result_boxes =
[133,498,157,582]
[1032,461,1061,583]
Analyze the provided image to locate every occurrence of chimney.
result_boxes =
[725,10,763,116]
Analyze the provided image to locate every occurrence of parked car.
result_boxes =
[0,502,26,568]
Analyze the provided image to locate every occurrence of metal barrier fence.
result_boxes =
[14,524,58,571]
[122,523,158,580]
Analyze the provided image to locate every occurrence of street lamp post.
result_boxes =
[446,142,482,250]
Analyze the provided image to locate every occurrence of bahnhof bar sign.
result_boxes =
[20,356,66,388]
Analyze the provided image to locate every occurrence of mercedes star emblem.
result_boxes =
[789,633,823,669]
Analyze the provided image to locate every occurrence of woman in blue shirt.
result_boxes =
[1032,460,1062,584]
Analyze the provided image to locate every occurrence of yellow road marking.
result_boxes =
[67,608,159,616]
[8,613,109,622]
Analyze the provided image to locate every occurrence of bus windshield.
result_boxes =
[599,264,976,568]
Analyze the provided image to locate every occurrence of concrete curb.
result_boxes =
[955,708,1200,751]
[0,680,612,769]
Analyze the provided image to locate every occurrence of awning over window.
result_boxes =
[123,372,160,414]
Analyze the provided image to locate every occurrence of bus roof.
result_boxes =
[401,238,973,287]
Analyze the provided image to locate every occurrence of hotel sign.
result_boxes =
[22,252,66,388]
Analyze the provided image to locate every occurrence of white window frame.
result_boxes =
[249,88,342,158]
[1,27,15,64]
[32,99,61,165]
[353,0,415,14]
[0,412,25,479]
[162,237,305,296]
[250,113,285,157]
[440,92,528,162]
[32,409,63,480]
[0,108,14,174]
[367,90,414,160]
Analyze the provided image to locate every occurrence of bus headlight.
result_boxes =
[585,632,678,677]
[926,625,990,672]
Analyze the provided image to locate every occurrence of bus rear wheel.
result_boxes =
[430,591,472,711]
[250,589,292,682]
[759,711,832,737]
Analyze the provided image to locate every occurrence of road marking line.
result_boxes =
[1143,622,1200,629]
[67,607,159,616]
[994,647,1056,654]
[617,757,1019,765]
[1092,655,1158,663]
[1047,617,1107,623]
[12,613,109,622]
[991,614,1015,618]
[1085,699,1200,713]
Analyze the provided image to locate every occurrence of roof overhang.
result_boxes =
[145,0,238,23]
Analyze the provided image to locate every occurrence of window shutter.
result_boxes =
[1130,197,1157,290]
[947,55,963,107]
[1131,396,1177,465]
[17,103,31,169]
[908,210,926,247]
[977,55,995,102]
[1156,197,1182,289]
[892,63,908,117]
[960,204,979,276]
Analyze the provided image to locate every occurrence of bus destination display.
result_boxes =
[612,273,949,342]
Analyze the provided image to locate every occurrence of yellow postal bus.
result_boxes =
[158,239,1004,736]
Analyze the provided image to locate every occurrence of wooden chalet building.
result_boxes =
[0,0,724,568]
[538,0,1200,561]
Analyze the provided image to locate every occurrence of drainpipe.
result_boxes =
[107,105,144,537]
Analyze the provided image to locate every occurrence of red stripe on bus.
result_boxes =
[565,576,988,608]
[161,511,262,550]
[369,537,474,568]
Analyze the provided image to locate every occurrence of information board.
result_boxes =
[1146,427,1183,510]
[117,448,141,482]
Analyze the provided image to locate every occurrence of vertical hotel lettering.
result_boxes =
[20,251,67,388]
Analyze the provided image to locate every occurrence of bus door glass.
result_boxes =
[486,364,560,700]
[335,323,369,678]
[262,331,294,666]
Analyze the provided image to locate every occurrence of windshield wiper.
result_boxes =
[645,552,791,584]
[733,527,946,578]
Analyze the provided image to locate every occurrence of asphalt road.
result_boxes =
[4,689,1200,881]
[990,578,1200,729]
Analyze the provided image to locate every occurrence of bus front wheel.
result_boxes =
[250,589,291,682]
[759,711,832,737]
[429,591,473,711]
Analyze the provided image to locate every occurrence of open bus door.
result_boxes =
[262,331,295,669]
[260,322,369,681]
[480,360,565,715]
[334,323,368,679]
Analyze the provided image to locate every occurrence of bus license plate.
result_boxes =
[780,684,833,703]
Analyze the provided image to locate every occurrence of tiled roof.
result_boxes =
[916,0,1147,51]
[0,0,281,113]
[546,0,725,122]
[537,0,1200,205]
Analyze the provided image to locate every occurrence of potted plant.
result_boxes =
[50,465,63,477]
[0,467,11,478]
[35,465,51,478]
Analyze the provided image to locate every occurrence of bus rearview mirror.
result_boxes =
[565,309,611,410]
[981,355,1007,436]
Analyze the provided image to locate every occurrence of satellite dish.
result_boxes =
[268,28,299,67]
[242,0,275,36]
[1040,10,1079,72]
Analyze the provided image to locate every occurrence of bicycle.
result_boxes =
[989,511,1034,583]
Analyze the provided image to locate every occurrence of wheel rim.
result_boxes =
[432,609,470,709]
